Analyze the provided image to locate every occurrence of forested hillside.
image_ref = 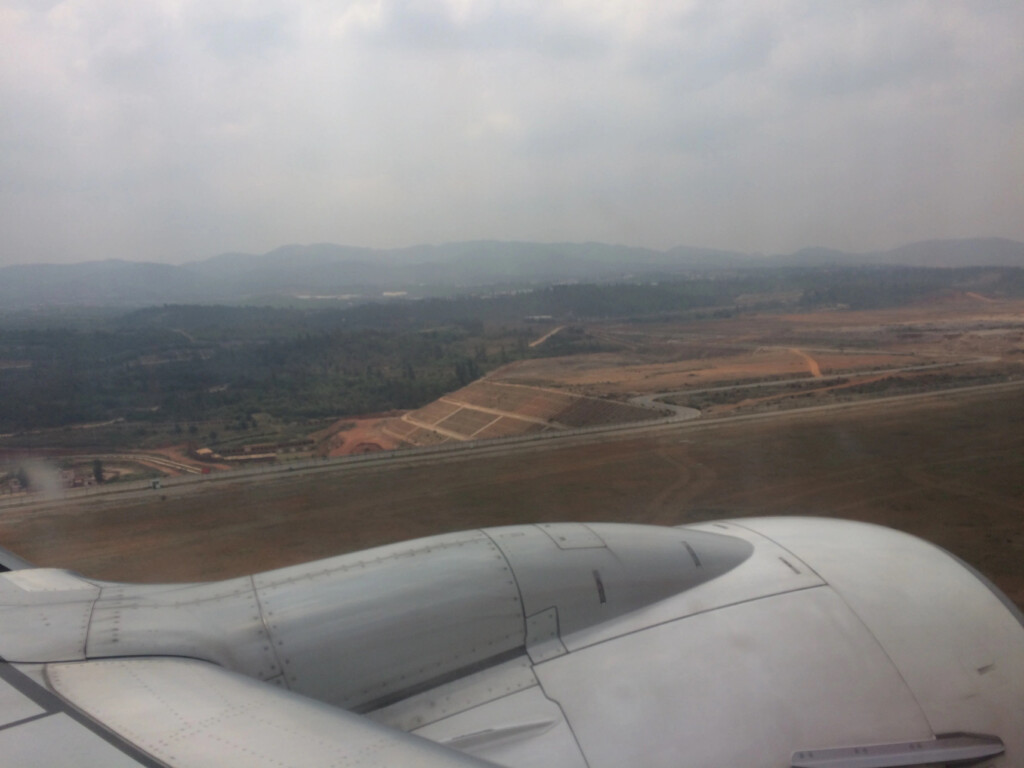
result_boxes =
[1,266,1021,434]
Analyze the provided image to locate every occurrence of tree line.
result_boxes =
[1,266,1020,433]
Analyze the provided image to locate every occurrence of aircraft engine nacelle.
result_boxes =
[0,518,1021,768]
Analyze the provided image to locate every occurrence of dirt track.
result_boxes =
[790,348,823,378]
[2,385,1021,610]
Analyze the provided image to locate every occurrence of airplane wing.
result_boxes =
[0,518,1021,767]
[0,543,32,572]
[0,656,499,767]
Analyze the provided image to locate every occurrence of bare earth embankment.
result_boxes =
[384,379,661,445]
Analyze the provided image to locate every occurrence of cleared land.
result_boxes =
[489,297,1024,420]
[391,380,660,444]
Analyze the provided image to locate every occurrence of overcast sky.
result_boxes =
[1,1,1022,266]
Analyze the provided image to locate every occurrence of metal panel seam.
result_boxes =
[354,646,528,714]
[81,584,104,660]
[249,574,288,688]
[532,680,594,768]
[406,682,547,734]
[727,522,827,583]
[536,524,606,551]
[0,662,166,767]
[538,583,829,662]
[481,529,529,641]
[579,524,607,549]
[0,711,51,733]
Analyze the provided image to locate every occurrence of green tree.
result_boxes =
[92,459,104,484]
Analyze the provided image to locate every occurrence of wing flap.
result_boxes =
[791,734,1005,768]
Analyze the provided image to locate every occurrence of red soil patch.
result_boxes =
[324,417,402,457]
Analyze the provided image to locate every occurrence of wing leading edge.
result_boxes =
[1,656,501,768]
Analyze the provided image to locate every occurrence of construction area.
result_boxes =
[384,380,662,445]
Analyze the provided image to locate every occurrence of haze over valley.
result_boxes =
[2,237,1024,310]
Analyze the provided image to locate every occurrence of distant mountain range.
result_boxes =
[1,238,1022,310]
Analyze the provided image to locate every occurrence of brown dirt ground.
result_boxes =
[320,417,403,456]
[496,350,931,395]
[1,386,1021,611]
[490,296,1024,396]
[149,445,230,472]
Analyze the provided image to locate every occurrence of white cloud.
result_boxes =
[0,0,1022,264]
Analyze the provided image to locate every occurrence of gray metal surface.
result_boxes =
[47,657,502,767]
[1,518,1022,767]
[534,586,934,768]
[414,686,589,768]
[488,523,753,641]
[0,672,44,725]
[370,655,539,732]
[536,522,606,549]
[735,517,1024,763]
[0,661,158,767]
[566,520,824,651]
[0,569,99,661]
[0,544,33,571]
[253,530,525,710]
[525,607,567,663]
[87,577,280,680]
[791,734,1005,768]
[0,712,146,768]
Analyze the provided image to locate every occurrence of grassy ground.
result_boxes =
[1,385,1021,611]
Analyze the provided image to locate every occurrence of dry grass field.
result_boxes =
[1,384,1021,609]
[390,380,660,445]
[495,296,1024,397]
[1,296,1021,609]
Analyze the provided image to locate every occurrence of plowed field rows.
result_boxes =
[473,417,547,440]
[383,419,417,438]
[437,408,500,437]
[412,400,461,425]
[555,398,658,427]
[454,382,574,420]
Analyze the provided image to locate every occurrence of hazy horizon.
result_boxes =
[4,235,1024,271]
[2,1,1023,267]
